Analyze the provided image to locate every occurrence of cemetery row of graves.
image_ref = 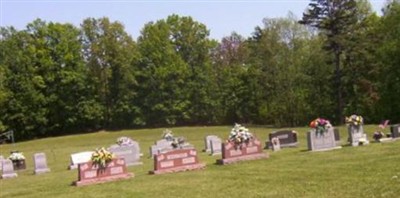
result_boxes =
[1,115,400,187]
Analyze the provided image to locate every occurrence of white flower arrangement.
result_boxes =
[162,129,174,141]
[9,152,25,161]
[228,123,253,144]
[116,136,134,146]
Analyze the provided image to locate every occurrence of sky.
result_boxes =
[1,0,387,40]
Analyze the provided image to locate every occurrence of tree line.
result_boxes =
[0,0,399,140]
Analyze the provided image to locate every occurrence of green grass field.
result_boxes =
[0,125,399,198]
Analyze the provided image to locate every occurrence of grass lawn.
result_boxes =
[0,125,399,198]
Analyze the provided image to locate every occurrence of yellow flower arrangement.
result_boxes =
[91,147,114,168]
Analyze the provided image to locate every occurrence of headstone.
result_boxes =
[149,148,205,175]
[307,127,342,151]
[74,158,133,186]
[217,138,269,165]
[149,139,174,158]
[266,130,298,149]
[334,128,341,146]
[0,155,4,170]
[271,137,281,152]
[391,124,400,139]
[348,125,370,146]
[210,138,222,155]
[1,159,17,179]
[203,135,220,152]
[34,153,50,174]
[109,144,142,166]
[69,151,94,170]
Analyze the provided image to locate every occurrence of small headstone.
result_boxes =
[391,124,400,139]
[1,159,18,179]
[210,138,222,155]
[348,125,370,146]
[307,127,342,151]
[271,137,281,152]
[266,130,298,149]
[69,151,94,170]
[149,148,205,175]
[109,144,142,166]
[334,128,341,146]
[34,153,50,174]
[0,155,4,170]
[203,135,220,152]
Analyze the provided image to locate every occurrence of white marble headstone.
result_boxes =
[1,159,18,179]
[34,153,50,174]
[69,151,93,170]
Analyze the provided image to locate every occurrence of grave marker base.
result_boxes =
[149,163,206,175]
[35,168,50,174]
[217,153,268,165]
[74,173,133,186]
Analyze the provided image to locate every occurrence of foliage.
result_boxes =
[91,147,114,168]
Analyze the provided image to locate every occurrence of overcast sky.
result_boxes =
[1,0,387,40]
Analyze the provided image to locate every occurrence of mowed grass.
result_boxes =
[0,125,399,198]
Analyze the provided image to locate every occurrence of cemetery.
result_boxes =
[1,123,399,197]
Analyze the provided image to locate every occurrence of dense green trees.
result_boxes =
[1,0,399,140]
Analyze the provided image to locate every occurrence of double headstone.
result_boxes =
[203,135,222,155]
[149,148,205,175]
[348,125,369,146]
[217,138,269,165]
[307,127,342,151]
[34,153,50,174]
[266,130,298,149]
[68,151,93,170]
[75,158,133,186]
[108,141,142,166]
[1,159,17,179]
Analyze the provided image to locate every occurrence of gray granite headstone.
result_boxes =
[210,138,222,155]
[203,135,220,152]
[149,139,173,158]
[267,130,298,149]
[109,144,142,166]
[34,152,50,174]
[0,155,4,170]
[271,137,281,152]
[307,128,342,151]
[348,125,369,146]
[1,159,18,179]
[334,128,341,146]
[391,124,400,139]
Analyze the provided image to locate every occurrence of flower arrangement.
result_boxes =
[161,129,185,148]
[228,123,253,145]
[345,114,364,126]
[309,118,332,135]
[162,129,174,141]
[91,147,114,168]
[8,152,25,161]
[116,136,134,146]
